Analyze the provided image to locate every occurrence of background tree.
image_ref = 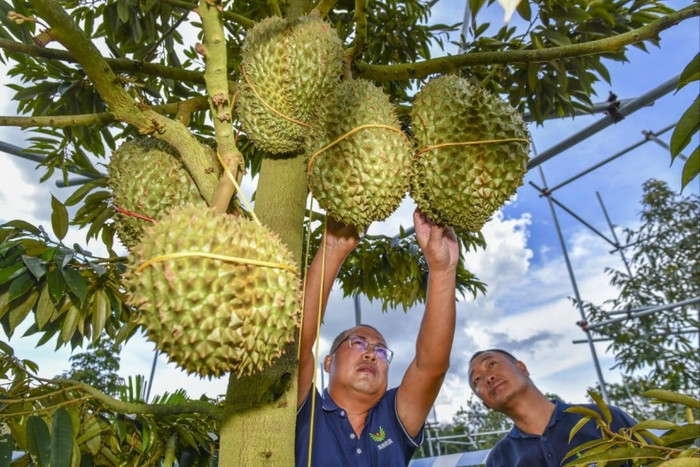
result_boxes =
[0,0,697,465]
[578,179,699,393]
[60,334,124,397]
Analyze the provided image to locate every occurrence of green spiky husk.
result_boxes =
[307,79,412,230]
[107,138,219,249]
[236,15,343,154]
[124,204,301,378]
[410,75,530,232]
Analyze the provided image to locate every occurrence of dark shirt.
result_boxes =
[486,400,636,467]
[296,387,423,466]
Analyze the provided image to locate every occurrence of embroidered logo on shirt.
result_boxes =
[369,426,386,442]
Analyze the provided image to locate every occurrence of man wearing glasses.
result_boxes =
[296,210,459,466]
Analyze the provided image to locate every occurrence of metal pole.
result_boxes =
[146,350,158,402]
[530,181,617,249]
[584,297,700,331]
[538,166,610,402]
[527,75,680,169]
[596,192,633,278]
[545,124,675,193]
[353,292,362,326]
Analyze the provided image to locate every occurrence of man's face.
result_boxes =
[325,326,390,397]
[468,351,530,412]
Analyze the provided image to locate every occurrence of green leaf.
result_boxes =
[0,432,12,466]
[0,263,25,286]
[642,390,700,409]
[0,290,9,320]
[9,272,33,300]
[91,290,109,343]
[9,289,40,333]
[565,406,603,422]
[1,220,41,235]
[563,446,662,466]
[633,419,679,431]
[670,96,699,159]
[589,391,612,424]
[50,195,69,241]
[22,255,46,280]
[658,424,700,446]
[60,266,87,305]
[60,303,81,343]
[676,53,699,91]
[26,416,51,466]
[47,266,66,303]
[659,459,700,467]
[568,415,592,442]
[681,146,699,190]
[51,408,74,467]
[35,284,55,330]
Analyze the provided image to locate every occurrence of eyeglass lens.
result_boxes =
[348,336,393,362]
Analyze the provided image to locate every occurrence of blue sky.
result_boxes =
[0,0,698,429]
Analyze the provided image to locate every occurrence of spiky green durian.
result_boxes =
[124,204,301,378]
[236,14,343,154]
[410,75,530,232]
[107,138,219,249]
[307,79,412,230]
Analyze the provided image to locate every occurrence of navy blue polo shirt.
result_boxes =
[296,387,423,466]
[486,400,637,467]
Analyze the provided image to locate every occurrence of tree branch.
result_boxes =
[0,96,209,128]
[52,378,224,422]
[28,0,221,204]
[347,0,367,62]
[161,0,255,28]
[0,38,205,85]
[199,0,245,214]
[355,5,700,81]
[313,0,339,18]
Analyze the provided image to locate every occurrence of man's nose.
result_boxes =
[486,373,496,385]
[363,350,377,361]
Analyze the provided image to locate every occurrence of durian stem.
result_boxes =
[348,0,367,61]
[200,0,245,213]
[161,0,256,28]
[312,0,338,17]
[267,0,282,17]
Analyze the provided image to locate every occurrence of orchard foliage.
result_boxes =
[0,0,698,465]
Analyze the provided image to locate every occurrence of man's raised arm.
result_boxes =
[397,210,459,437]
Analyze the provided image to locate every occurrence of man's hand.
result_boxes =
[324,216,361,254]
[413,209,459,274]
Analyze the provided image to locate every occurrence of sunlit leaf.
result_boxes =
[50,195,69,241]
[51,408,74,466]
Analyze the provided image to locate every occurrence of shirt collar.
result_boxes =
[508,399,562,439]
[321,388,340,412]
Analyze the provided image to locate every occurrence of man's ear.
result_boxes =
[323,354,332,373]
[516,360,529,377]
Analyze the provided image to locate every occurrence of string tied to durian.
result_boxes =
[215,151,260,225]
[134,251,298,275]
[241,65,310,128]
[306,123,409,178]
[414,137,530,159]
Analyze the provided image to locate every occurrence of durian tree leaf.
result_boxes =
[670,96,699,159]
[8,290,40,334]
[50,195,70,241]
[680,146,699,190]
[0,262,26,286]
[658,459,700,467]
[641,390,700,409]
[563,447,663,466]
[22,255,46,281]
[47,265,67,303]
[588,390,613,424]
[60,303,81,343]
[0,290,9,320]
[35,283,56,330]
[658,424,700,447]
[0,432,12,467]
[51,408,74,466]
[565,406,604,422]
[567,415,592,442]
[9,272,33,300]
[91,290,109,343]
[632,420,679,431]
[563,437,609,462]
[1,220,41,236]
[60,266,87,306]
[75,414,102,455]
[26,416,51,467]
[676,53,699,91]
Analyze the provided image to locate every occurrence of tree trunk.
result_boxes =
[218,155,308,465]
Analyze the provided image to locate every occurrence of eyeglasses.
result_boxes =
[333,335,394,363]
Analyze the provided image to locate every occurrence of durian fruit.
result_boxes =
[410,75,530,232]
[124,204,301,378]
[236,15,343,154]
[307,79,413,230]
[107,138,219,249]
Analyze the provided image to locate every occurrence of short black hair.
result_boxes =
[468,348,517,365]
[329,324,383,354]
